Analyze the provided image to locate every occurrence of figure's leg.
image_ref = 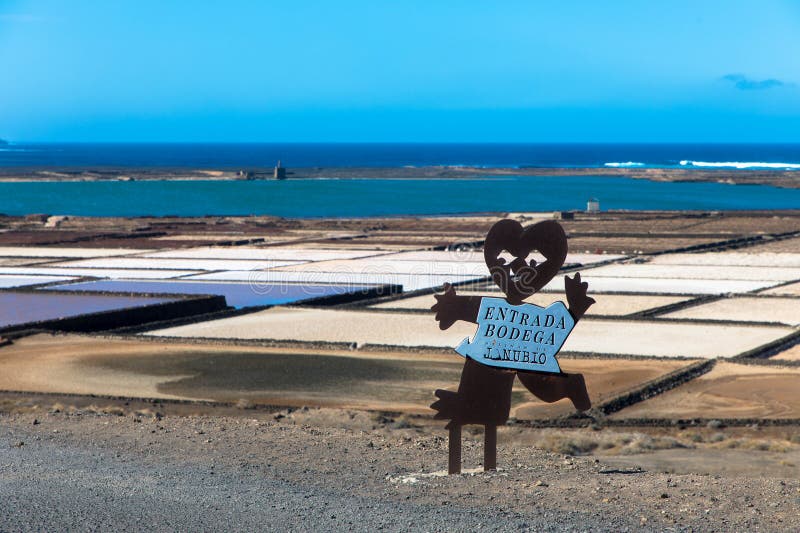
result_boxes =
[448,424,462,475]
[484,425,497,471]
[517,372,591,411]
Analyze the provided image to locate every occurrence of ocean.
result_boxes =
[1,143,799,216]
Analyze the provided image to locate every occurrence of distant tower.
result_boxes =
[586,198,600,213]
[274,160,286,180]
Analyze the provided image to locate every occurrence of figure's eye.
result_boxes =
[497,250,516,265]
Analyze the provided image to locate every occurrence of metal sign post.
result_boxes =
[431,219,595,474]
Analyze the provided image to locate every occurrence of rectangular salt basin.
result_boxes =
[0,267,199,280]
[650,252,800,268]
[0,291,175,328]
[186,270,480,292]
[0,275,76,288]
[662,296,800,326]
[142,247,391,261]
[583,263,800,282]
[0,247,152,258]
[147,309,793,358]
[50,257,304,271]
[45,280,383,309]
[759,282,800,296]
[573,276,776,295]
[275,258,490,277]
[384,250,626,266]
[373,292,691,316]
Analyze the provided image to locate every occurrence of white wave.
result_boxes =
[680,160,800,170]
[604,162,645,167]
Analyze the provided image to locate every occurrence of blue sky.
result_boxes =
[1,1,799,142]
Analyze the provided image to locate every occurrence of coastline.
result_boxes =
[0,165,798,189]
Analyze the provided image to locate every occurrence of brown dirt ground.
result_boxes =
[611,362,800,420]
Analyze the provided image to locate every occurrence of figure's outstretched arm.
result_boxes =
[431,283,482,330]
[564,272,595,322]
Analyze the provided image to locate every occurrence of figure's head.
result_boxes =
[483,219,568,304]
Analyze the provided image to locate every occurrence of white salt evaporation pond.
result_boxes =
[581,263,800,282]
[649,252,800,268]
[0,274,76,288]
[372,291,691,316]
[50,257,305,271]
[662,296,800,326]
[0,247,153,258]
[760,282,800,296]
[45,280,388,309]
[0,291,176,329]
[0,267,199,280]
[381,250,626,266]
[146,309,794,359]
[142,247,391,262]
[563,276,777,295]
[275,258,490,277]
[186,270,480,292]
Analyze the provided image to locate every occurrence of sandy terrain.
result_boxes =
[0,334,694,420]
[611,362,800,419]
[663,296,800,325]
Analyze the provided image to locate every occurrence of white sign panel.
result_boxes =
[455,297,575,374]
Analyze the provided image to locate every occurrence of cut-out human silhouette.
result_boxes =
[431,219,594,474]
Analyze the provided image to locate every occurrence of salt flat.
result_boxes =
[147,308,793,358]
[662,296,800,326]
[375,250,626,266]
[142,247,390,261]
[759,281,800,296]
[275,258,490,277]
[0,267,199,279]
[372,291,690,316]
[0,275,76,288]
[0,247,152,258]
[185,270,479,291]
[50,257,304,271]
[649,252,800,268]
[581,263,800,282]
[569,276,776,295]
[610,362,800,419]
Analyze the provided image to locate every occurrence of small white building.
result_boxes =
[586,198,600,213]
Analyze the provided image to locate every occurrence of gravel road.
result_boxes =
[1,408,798,531]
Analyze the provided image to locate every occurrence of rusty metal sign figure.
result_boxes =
[431,219,594,474]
